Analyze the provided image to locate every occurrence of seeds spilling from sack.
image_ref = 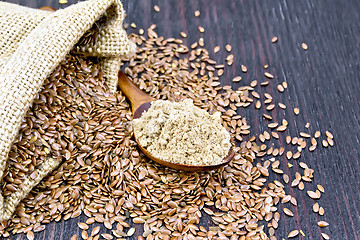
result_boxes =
[0,23,333,240]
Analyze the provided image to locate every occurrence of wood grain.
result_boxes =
[2,0,360,239]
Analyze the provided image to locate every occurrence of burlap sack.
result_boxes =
[0,0,135,221]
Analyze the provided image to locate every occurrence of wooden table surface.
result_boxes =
[2,0,360,239]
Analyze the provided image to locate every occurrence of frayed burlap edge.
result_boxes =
[0,158,62,220]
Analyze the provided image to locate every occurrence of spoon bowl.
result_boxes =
[118,71,235,171]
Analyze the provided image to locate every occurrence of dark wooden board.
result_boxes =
[2,0,360,239]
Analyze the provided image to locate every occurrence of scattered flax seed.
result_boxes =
[298,181,305,190]
[104,221,112,229]
[198,26,205,33]
[214,46,220,53]
[133,217,145,224]
[130,22,137,28]
[264,96,272,102]
[272,132,280,139]
[282,195,291,203]
[299,162,308,169]
[288,163,293,168]
[315,131,321,138]
[271,36,278,43]
[81,230,88,240]
[78,222,89,230]
[283,208,294,217]
[233,76,242,82]
[268,122,279,128]
[226,54,233,61]
[322,140,329,147]
[86,218,95,225]
[101,233,113,240]
[139,28,144,34]
[266,104,275,111]
[300,132,311,138]
[294,108,300,115]
[250,80,257,87]
[59,0,68,4]
[313,203,320,212]
[327,138,334,146]
[321,233,330,239]
[277,125,287,132]
[273,168,283,174]
[288,230,299,238]
[26,231,34,240]
[264,72,274,79]
[241,65,248,72]
[300,230,305,237]
[226,44,232,52]
[71,235,77,240]
[319,207,325,215]
[302,43,308,50]
[305,122,310,128]
[194,10,200,17]
[127,228,136,237]
[318,221,329,227]
[291,179,300,188]
[252,91,260,98]
[277,84,284,92]
[199,37,204,46]
[255,101,261,109]
[91,227,100,236]
[309,145,316,151]
[191,42,198,48]
[203,208,214,215]
[281,195,291,203]
[264,113,272,120]
[154,5,160,12]
[180,32,187,38]
[264,93,273,99]
[302,176,311,182]
[282,81,288,88]
[283,174,289,183]
[293,151,301,159]
[278,103,286,109]
[217,69,224,76]
[326,131,333,139]
[264,64,269,69]
[317,184,325,193]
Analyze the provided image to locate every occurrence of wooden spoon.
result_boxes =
[118,71,235,171]
[39,6,56,11]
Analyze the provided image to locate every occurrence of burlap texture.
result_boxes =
[0,0,135,221]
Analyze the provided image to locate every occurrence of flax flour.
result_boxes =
[133,99,231,166]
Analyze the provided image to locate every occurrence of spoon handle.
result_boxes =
[118,71,153,114]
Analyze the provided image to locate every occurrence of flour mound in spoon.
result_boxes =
[133,99,231,166]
